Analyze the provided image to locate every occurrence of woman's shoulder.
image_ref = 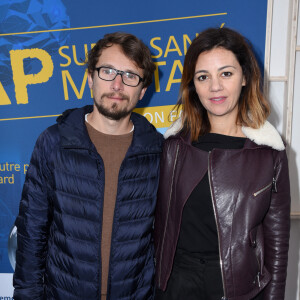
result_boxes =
[164,118,183,139]
[242,121,285,151]
[163,134,182,149]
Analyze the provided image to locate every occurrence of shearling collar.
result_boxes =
[164,117,285,151]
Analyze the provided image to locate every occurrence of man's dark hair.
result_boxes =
[87,32,155,88]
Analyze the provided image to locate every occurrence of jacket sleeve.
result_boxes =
[154,138,177,247]
[13,130,54,300]
[154,138,178,288]
[262,149,291,300]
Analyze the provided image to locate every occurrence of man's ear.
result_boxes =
[139,87,147,100]
[88,72,93,89]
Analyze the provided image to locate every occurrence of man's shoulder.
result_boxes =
[56,105,92,125]
[131,112,163,137]
[132,112,163,135]
[35,123,61,150]
[130,112,164,152]
[131,111,153,127]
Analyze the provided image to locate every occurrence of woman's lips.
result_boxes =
[209,96,226,103]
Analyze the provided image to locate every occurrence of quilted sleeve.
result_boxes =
[13,129,54,300]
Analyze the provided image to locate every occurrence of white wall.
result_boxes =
[267,0,300,299]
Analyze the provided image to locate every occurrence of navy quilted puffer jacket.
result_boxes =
[13,105,164,300]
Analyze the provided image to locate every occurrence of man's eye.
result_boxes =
[125,72,137,80]
[101,68,114,75]
[104,68,113,74]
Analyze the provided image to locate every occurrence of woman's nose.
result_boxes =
[210,76,223,92]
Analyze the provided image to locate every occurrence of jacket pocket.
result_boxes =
[253,182,272,197]
[249,224,265,288]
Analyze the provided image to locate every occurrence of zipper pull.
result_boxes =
[272,178,277,193]
[257,272,261,288]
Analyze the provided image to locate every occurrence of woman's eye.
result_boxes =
[197,75,208,81]
[222,71,232,77]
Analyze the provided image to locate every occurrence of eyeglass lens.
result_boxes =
[98,67,140,86]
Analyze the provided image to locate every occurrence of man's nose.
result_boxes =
[111,73,124,91]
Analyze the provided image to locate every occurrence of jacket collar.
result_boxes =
[56,105,163,154]
[57,105,94,150]
[164,117,285,151]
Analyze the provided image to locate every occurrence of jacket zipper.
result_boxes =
[255,255,261,288]
[91,152,105,300]
[253,182,272,197]
[158,143,180,287]
[272,177,277,192]
[208,151,227,299]
[106,155,127,300]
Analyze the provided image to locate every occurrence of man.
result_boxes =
[13,32,163,300]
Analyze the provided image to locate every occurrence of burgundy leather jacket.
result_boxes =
[154,121,290,300]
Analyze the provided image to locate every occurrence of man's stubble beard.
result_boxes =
[94,93,134,121]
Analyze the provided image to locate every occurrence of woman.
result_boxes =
[154,27,290,300]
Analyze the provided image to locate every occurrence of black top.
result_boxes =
[177,133,246,254]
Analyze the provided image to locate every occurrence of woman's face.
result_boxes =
[193,47,246,125]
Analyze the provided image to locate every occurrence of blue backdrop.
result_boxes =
[0,0,268,297]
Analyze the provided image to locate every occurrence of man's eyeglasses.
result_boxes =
[95,67,144,87]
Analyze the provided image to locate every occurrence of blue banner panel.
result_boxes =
[0,0,267,295]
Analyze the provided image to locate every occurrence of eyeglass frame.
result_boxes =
[94,66,145,87]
